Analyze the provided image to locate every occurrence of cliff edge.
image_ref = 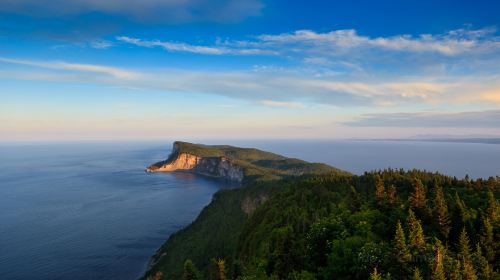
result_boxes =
[146,141,346,183]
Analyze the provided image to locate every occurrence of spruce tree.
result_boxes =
[433,185,451,239]
[408,209,425,249]
[479,218,495,263]
[387,185,397,205]
[394,221,411,266]
[413,267,423,280]
[473,244,491,280]
[459,228,471,262]
[486,190,499,222]
[375,174,386,204]
[431,240,446,280]
[410,179,427,208]
[183,259,200,280]
[209,258,226,280]
[370,267,383,280]
[348,185,361,212]
[459,229,477,280]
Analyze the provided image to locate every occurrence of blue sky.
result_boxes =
[0,0,499,141]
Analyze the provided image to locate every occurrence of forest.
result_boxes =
[144,169,500,280]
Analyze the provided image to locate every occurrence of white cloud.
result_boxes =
[255,28,499,56]
[90,40,113,49]
[1,56,499,108]
[117,36,274,55]
[117,27,500,58]
[0,57,137,79]
[259,100,304,108]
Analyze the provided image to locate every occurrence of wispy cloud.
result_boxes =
[259,100,304,108]
[117,27,500,57]
[0,56,498,108]
[0,57,137,79]
[90,40,113,49]
[255,28,499,56]
[116,36,274,55]
[343,110,500,128]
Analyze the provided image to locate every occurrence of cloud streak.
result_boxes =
[1,56,498,108]
[343,110,500,128]
[116,36,275,55]
[117,27,500,57]
[0,57,137,79]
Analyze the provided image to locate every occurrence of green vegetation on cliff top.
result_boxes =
[152,141,348,181]
[144,143,500,280]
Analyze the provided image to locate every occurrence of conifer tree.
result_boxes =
[394,221,411,265]
[374,174,386,204]
[410,178,428,216]
[459,228,471,262]
[431,240,446,280]
[183,259,200,280]
[413,267,423,280]
[459,229,477,280]
[433,185,451,239]
[348,185,361,212]
[370,267,382,280]
[473,244,491,280]
[408,209,425,249]
[209,258,226,280]
[479,218,495,263]
[449,260,463,280]
[486,190,499,222]
[387,185,397,204]
[462,261,477,280]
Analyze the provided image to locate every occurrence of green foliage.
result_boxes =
[143,169,500,280]
[209,258,226,280]
[183,260,201,280]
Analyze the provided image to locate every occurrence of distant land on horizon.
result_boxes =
[368,137,500,145]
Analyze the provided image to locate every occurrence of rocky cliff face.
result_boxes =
[146,144,244,182]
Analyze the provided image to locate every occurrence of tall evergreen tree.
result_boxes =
[459,228,472,262]
[433,185,451,239]
[413,268,423,280]
[209,258,226,280]
[375,174,386,204]
[348,185,361,212]
[387,185,397,205]
[183,259,200,280]
[370,267,383,280]
[473,244,492,280]
[408,209,425,249]
[394,220,411,274]
[459,229,477,280]
[409,178,428,217]
[431,240,446,280]
[479,218,495,263]
[486,190,499,222]
[210,259,226,280]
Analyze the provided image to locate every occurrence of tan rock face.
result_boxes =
[152,153,202,172]
[147,153,244,182]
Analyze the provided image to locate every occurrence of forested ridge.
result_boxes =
[144,169,500,280]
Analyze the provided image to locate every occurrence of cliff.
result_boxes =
[147,152,244,182]
[146,141,346,183]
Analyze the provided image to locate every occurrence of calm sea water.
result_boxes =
[0,140,499,280]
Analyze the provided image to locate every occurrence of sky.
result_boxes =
[0,0,499,141]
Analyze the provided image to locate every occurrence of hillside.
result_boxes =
[143,144,500,280]
[147,141,346,182]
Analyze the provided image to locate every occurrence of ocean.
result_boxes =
[0,140,499,280]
